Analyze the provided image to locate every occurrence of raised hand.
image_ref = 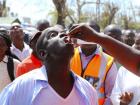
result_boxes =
[120,92,133,105]
[68,24,102,43]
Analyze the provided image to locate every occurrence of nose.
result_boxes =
[11,26,21,30]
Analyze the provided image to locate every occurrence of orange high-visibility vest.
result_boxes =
[70,47,114,105]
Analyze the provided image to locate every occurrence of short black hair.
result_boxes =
[0,32,11,48]
[104,24,122,35]
[36,19,50,31]
[0,32,20,60]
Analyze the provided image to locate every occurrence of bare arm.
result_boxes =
[95,33,140,75]
[69,24,140,76]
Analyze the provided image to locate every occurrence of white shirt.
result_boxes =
[10,42,32,61]
[34,84,81,105]
[110,66,140,105]
[0,55,20,92]
[0,66,98,105]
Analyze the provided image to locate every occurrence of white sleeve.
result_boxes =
[110,67,124,105]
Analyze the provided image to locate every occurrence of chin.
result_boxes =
[60,44,74,57]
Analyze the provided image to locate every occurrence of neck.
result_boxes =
[47,63,74,98]
[46,58,71,80]
[13,42,24,51]
[82,46,97,56]
[44,55,74,98]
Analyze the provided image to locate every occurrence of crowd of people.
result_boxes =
[0,19,140,105]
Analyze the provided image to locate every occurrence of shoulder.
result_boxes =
[12,68,41,86]
[16,67,41,79]
[1,68,41,93]
[118,66,130,76]
[0,69,38,104]
[119,66,139,78]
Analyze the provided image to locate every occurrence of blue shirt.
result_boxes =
[0,66,98,105]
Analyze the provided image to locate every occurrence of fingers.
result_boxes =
[120,92,133,103]
[68,25,83,38]
[125,92,133,100]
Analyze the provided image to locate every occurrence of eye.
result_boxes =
[48,31,58,39]
[50,33,57,38]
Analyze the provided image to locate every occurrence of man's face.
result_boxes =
[38,27,74,60]
[123,33,135,46]
[9,23,24,43]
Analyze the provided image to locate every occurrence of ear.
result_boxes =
[38,49,48,61]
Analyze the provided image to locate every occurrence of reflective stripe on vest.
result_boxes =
[70,47,114,105]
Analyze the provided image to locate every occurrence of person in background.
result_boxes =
[104,24,122,42]
[16,20,51,77]
[9,22,32,61]
[70,21,118,105]
[111,34,140,105]
[0,31,20,93]
[122,30,135,46]
[104,24,122,69]
[0,26,98,105]
[36,19,50,31]
[110,65,140,105]
[0,27,8,34]
[132,33,140,50]
[16,31,42,77]
[11,18,30,44]
[68,24,140,76]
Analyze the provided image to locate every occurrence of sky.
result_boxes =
[6,0,54,24]
[3,0,140,24]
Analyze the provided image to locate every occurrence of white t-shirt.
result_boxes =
[10,43,32,61]
[0,56,20,92]
[34,84,81,105]
[110,66,140,105]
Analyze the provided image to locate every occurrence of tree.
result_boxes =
[51,0,96,26]
[100,2,118,28]
[0,0,8,17]
[76,0,95,23]
[52,0,67,27]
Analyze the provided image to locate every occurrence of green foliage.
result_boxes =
[128,22,140,30]
[48,9,58,25]
[100,12,109,29]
